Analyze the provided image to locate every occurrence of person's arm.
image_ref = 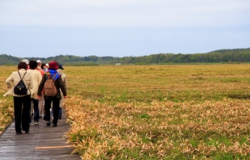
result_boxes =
[38,74,47,96]
[5,72,14,89]
[58,76,67,97]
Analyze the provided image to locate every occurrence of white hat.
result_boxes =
[37,60,41,63]
[22,59,29,64]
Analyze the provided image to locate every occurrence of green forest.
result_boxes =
[0,48,250,66]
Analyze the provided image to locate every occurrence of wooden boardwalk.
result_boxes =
[0,111,81,160]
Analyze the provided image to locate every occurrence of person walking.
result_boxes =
[36,60,45,119]
[37,60,42,69]
[4,62,33,134]
[40,62,48,117]
[22,59,29,69]
[38,61,67,127]
[28,60,42,125]
[41,63,48,72]
[54,63,67,119]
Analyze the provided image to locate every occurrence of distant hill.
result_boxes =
[1,48,250,66]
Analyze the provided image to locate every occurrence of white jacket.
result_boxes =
[28,69,42,99]
[4,69,33,97]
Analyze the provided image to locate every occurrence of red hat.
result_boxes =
[48,61,58,70]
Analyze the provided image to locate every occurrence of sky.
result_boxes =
[0,0,250,58]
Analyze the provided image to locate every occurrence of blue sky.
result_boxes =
[0,0,249,58]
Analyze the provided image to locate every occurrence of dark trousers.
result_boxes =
[44,98,60,125]
[13,95,31,132]
[31,98,39,122]
[51,107,62,119]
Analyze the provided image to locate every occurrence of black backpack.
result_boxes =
[14,71,28,95]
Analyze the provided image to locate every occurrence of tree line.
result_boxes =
[0,48,250,66]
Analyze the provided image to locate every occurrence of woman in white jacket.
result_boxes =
[4,62,33,134]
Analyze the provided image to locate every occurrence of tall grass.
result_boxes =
[0,66,15,135]
[1,64,250,159]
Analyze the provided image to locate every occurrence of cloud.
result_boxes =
[0,0,249,27]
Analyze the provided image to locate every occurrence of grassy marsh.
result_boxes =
[1,64,250,159]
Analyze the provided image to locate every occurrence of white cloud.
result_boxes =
[0,0,249,27]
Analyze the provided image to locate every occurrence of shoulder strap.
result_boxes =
[18,71,27,80]
[17,71,29,91]
[52,73,58,81]
[17,71,21,79]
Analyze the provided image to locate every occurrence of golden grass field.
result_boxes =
[1,64,250,159]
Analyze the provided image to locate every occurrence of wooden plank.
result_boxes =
[35,145,73,150]
[0,110,81,160]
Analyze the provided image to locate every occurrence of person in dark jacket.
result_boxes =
[37,61,67,127]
